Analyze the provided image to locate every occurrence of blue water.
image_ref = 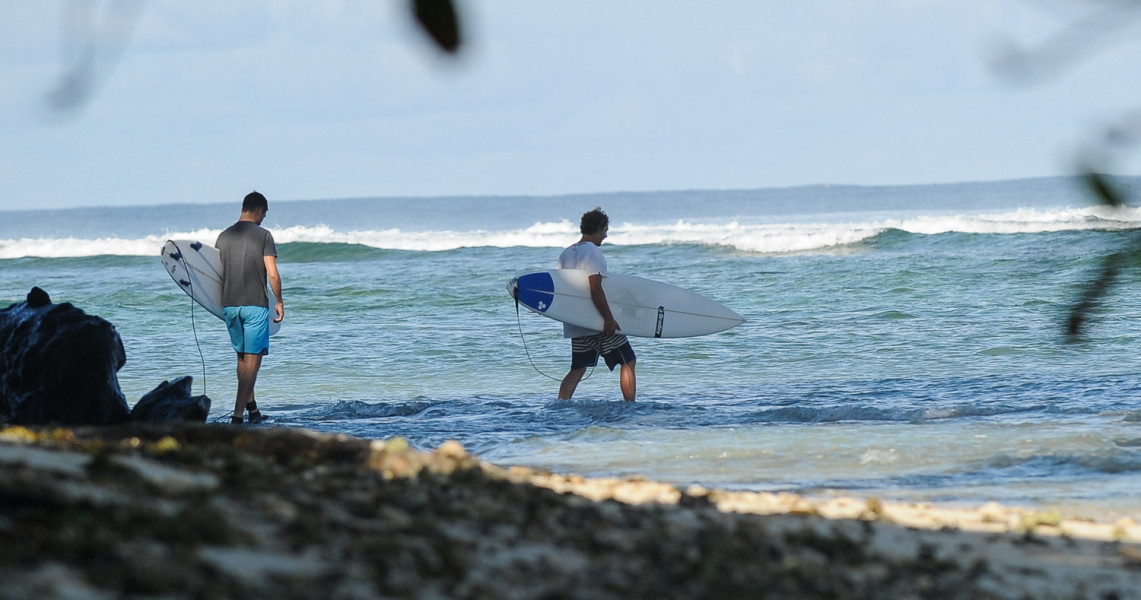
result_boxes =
[5,176,1141,519]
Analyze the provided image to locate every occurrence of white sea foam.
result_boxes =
[885,205,1141,235]
[2,206,1139,258]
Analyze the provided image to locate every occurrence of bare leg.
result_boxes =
[559,367,587,400]
[620,360,636,402]
[234,352,263,419]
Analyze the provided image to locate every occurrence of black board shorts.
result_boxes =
[571,333,636,371]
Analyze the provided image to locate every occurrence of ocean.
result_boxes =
[4,176,1141,520]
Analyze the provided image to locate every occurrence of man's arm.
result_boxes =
[587,274,619,335]
[265,255,284,323]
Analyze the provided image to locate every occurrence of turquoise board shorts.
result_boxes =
[223,306,270,356]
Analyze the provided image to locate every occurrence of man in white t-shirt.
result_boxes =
[556,207,637,401]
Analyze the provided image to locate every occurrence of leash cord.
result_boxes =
[514,287,592,383]
[189,284,207,396]
[173,241,208,396]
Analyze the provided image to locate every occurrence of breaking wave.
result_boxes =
[3,205,1140,259]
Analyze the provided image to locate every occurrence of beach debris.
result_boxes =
[1,423,1141,599]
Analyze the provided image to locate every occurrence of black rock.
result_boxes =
[26,286,50,309]
[131,376,210,423]
[0,288,130,425]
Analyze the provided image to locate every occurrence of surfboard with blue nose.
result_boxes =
[514,272,556,314]
[508,270,744,338]
[161,239,281,336]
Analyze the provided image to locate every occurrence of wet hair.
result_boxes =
[242,191,268,212]
[580,207,609,235]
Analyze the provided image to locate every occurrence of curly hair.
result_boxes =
[579,207,609,235]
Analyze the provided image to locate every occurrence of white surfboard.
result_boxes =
[161,239,281,336]
[508,270,745,338]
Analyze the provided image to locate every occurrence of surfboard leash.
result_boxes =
[513,287,592,383]
[188,281,208,397]
[169,240,209,396]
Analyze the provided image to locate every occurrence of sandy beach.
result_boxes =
[0,423,1138,599]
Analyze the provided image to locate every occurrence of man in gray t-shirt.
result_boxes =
[215,191,284,425]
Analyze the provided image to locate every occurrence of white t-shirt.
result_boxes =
[556,241,607,338]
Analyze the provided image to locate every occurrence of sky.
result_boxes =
[3,1,1141,210]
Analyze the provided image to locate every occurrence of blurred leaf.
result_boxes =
[1066,170,1140,341]
[1085,171,1126,207]
[1066,251,1123,342]
[46,0,144,115]
[993,2,1141,85]
[412,0,462,54]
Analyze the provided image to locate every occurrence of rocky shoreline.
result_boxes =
[1,423,1140,600]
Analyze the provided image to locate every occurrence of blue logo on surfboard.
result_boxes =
[515,272,555,313]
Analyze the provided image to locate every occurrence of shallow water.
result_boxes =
[5,176,1141,519]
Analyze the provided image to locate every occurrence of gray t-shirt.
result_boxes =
[216,221,277,308]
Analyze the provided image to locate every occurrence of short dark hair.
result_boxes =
[580,207,609,235]
[242,191,268,212]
